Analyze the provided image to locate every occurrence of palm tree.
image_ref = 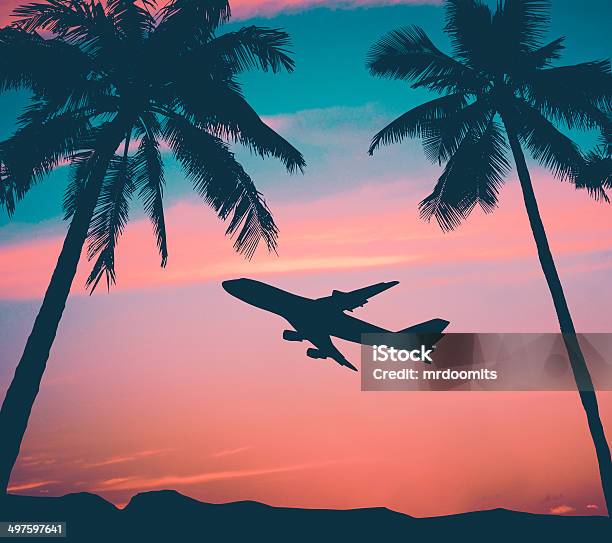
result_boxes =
[0,0,304,494]
[366,0,612,512]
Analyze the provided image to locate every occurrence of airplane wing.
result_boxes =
[306,333,358,371]
[317,281,399,312]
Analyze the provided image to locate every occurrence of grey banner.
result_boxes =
[0,523,66,538]
[361,333,612,391]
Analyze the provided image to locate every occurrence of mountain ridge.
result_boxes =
[1,489,609,541]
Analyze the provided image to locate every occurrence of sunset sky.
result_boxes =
[1,0,611,518]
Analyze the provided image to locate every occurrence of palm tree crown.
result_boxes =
[0,0,305,290]
[367,0,612,514]
[367,0,611,231]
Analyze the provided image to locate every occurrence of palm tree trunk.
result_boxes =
[0,122,128,494]
[502,116,612,515]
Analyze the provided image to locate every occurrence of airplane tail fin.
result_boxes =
[398,318,450,335]
[397,318,450,353]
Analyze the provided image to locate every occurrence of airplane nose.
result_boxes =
[222,279,238,294]
[222,279,249,297]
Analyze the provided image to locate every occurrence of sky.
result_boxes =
[1,0,612,518]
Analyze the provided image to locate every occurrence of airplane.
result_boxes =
[222,278,450,372]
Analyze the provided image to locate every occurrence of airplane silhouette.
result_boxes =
[222,278,450,371]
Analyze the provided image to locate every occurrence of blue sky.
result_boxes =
[0,0,610,231]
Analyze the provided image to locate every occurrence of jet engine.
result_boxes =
[306,348,327,359]
[282,330,303,342]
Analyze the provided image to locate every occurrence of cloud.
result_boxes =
[260,104,389,145]
[549,504,576,515]
[95,459,354,491]
[0,0,441,27]
[231,0,441,20]
[231,254,418,274]
[85,449,172,468]
[0,182,428,300]
[7,480,58,492]
[2,164,612,302]
[210,446,253,458]
[18,454,56,467]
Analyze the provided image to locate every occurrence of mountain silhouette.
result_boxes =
[1,490,608,542]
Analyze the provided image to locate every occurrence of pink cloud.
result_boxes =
[549,504,576,515]
[0,0,441,27]
[19,456,56,467]
[85,449,172,468]
[211,445,254,458]
[7,480,58,492]
[95,459,356,491]
[230,0,441,20]
[1,171,612,301]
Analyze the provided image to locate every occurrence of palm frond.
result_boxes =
[0,27,91,94]
[601,123,612,157]
[366,25,480,93]
[206,26,295,74]
[575,145,611,202]
[419,118,510,231]
[163,115,278,257]
[522,61,612,130]
[369,93,468,154]
[63,118,133,221]
[421,98,493,164]
[523,36,565,69]
[107,0,156,42]
[63,150,93,219]
[86,148,135,292]
[157,0,230,45]
[12,0,90,34]
[0,27,112,118]
[0,106,91,213]
[494,0,551,52]
[512,98,585,182]
[12,0,117,54]
[133,124,168,267]
[444,0,494,68]
[0,157,16,216]
[172,82,305,173]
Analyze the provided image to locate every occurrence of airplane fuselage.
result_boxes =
[222,278,388,345]
[222,278,449,371]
